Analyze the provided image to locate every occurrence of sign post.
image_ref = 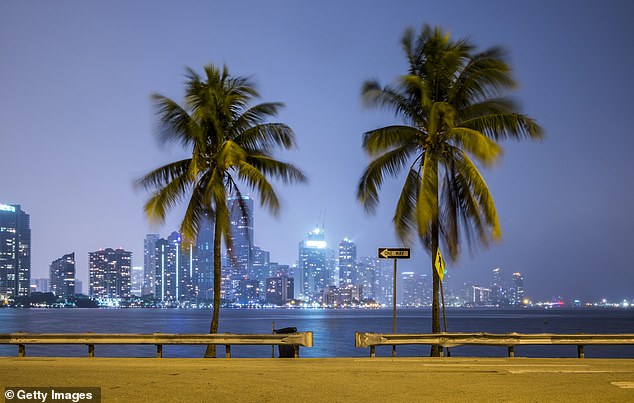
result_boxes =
[378,247,410,357]
[435,247,450,356]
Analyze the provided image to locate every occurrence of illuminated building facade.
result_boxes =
[338,238,356,286]
[89,248,131,298]
[0,203,31,299]
[510,272,525,306]
[196,215,214,301]
[142,234,159,296]
[490,267,507,305]
[49,252,75,298]
[298,227,327,299]
[131,266,143,296]
[154,232,196,302]
[227,195,254,279]
[265,276,294,305]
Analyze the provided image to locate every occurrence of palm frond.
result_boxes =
[247,154,308,185]
[143,173,192,225]
[236,123,297,152]
[135,159,192,190]
[393,168,420,244]
[151,94,201,148]
[452,149,501,240]
[216,140,247,170]
[415,150,439,239]
[361,125,420,155]
[451,47,517,105]
[449,127,502,166]
[458,97,518,120]
[232,102,284,133]
[236,161,281,215]
[362,80,413,121]
[461,113,543,141]
[357,146,416,213]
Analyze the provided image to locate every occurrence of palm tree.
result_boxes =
[358,24,542,355]
[137,64,307,357]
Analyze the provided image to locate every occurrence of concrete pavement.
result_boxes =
[1,357,634,402]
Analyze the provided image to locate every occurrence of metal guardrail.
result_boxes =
[0,332,313,358]
[355,332,634,358]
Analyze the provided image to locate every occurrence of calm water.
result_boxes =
[1,308,632,358]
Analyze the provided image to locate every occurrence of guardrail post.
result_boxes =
[507,346,515,358]
[225,345,231,358]
[293,345,299,358]
[577,345,585,358]
[370,346,375,358]
[18,344,25,357]
[439,346,444,357]
[156,344,163,358]
[88,344,94,357]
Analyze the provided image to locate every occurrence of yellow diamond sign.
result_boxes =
[435,247,445,282]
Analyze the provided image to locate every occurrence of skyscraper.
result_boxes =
[0,203,31,299]
[154,232,196,302]
[298,227,327,299]
[227,195,254,279]
[338,238,356,286]
[356,256,381,301]
[196,214,214,301]
[89,248,132,298]
[490,267,507,305]
[510,272,525,306]
[142,234,159,296]
[49,252,75,298]
[402,272,431,307]
[251,246,270,285]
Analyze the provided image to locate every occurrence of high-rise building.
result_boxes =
[89,248,132,298]
[402,272,431,307]
[490,267,507,305]
[338,238,356,286]
[196,214,214,300]
[154,232,196,302]
[131,266,143,296]
[235,279,260,305]
[142,234,159,296]
[31,278,49,293]
[0,203,31,299]
[251,246,270,285]
[49,252,75,298]
[265,276,294,305]
[298,227,327,299]
[510,272,525,306]
[227,195,254,279]
[375,259,394,306]
[268,262,291,278]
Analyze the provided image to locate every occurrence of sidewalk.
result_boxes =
[1,357,633,402]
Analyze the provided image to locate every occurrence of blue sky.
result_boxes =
[1,0,633,301]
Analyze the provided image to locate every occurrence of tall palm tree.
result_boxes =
[358,24,542,354]
[137,64,306,357]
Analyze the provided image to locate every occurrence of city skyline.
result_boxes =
[2,1,634,301]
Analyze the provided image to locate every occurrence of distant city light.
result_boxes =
[306,240,327,248]
[0,204,16,212]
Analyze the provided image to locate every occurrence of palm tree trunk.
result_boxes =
[431,220,441,357]
[204,216,222,358]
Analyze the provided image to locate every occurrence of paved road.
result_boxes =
[1,357,634,402]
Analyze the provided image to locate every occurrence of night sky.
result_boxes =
[2,1,633,301]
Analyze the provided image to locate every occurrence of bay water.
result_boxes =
[1,308,632,358]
